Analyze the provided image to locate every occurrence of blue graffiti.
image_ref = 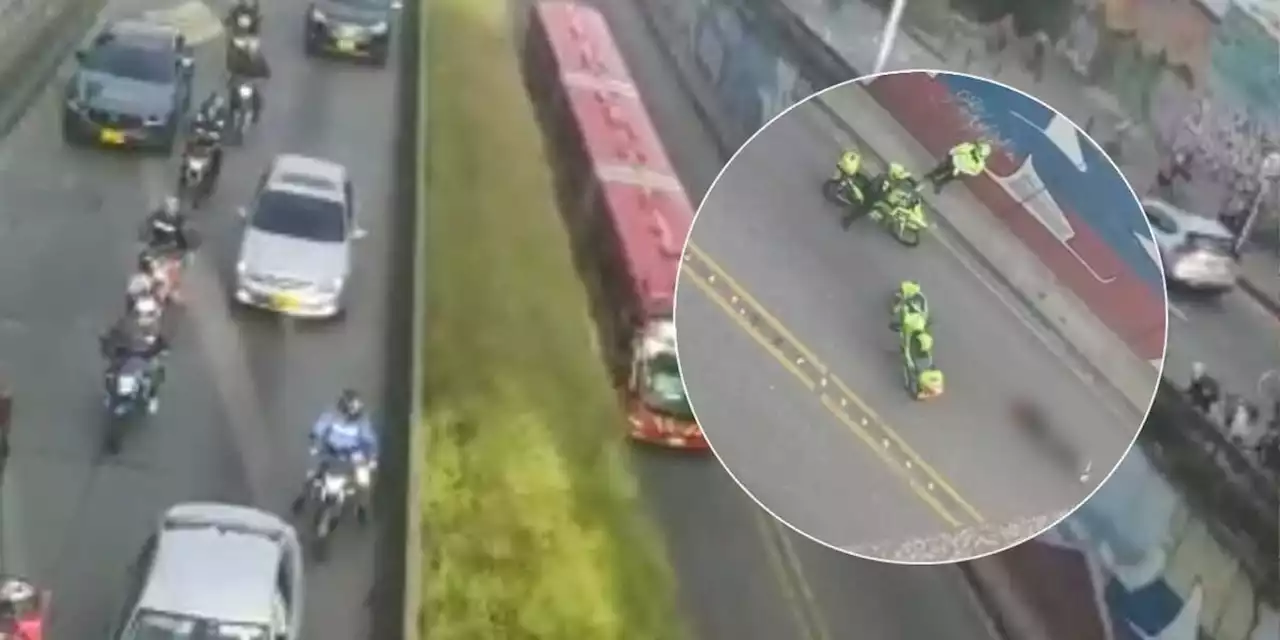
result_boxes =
[935,74,1164,292]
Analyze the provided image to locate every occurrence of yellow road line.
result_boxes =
[752,507,832,640]
[683,243,985,525]
[682,266,965,527]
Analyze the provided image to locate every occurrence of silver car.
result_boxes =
[111,502,304,640]
[234,154,366,318]
[1142,198,1239,293]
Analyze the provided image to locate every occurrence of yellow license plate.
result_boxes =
[336,39,356,52]
[100,129,125,144]
[270,293,299,310]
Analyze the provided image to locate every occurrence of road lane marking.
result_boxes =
[1168,302,1188,322]
[680,251,977,530]
[685,243,984,525]
[753,507,832,640]
[838,508,1070,564]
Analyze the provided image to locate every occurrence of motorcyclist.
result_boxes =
[890,280,928,329]
[225,0,261,35]
[1186,361,1220,415]
[227,71,268,133]
[926,140,992,192]
[140,196,194,257]
[180,124,224,202]
[191,92,230,139]
[124,251,165,314]
[99,314,170,414]
[0,576,43,640]
[296,389,380,518]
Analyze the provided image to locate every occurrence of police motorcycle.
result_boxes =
[293,451,376,560]
[897,327,944,401]
[866,176,930,248]
[821,149,872,210]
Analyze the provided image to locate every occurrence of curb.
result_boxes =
[1238,275,1280,319]
[400,0,428,637]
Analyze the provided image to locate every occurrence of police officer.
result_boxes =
[926,140,992,192]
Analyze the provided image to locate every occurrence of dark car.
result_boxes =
[62,20,195,151]
[304,0,400,66]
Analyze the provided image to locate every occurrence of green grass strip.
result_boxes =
[418,0,689,638]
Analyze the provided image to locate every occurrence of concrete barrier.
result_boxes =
[0,0,109,138]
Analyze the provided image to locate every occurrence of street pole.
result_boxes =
[873,0,908,75]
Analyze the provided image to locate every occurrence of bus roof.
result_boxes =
[540,1,693,318]
[534,1,633,88]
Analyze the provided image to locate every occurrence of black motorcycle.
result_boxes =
[102,356,154,454]
[178,139,219,208]
[230,80,259,143]
[292,454,373,560]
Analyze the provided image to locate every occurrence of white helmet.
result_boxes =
[162,195,181,217]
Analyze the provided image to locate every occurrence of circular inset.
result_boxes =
[675,70,1167,564]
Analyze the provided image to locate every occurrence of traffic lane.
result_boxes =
[596,0,991,636]
[676,279,946,547]
[184,0,403,636]
[687,105,1136,532]
[0,9,257,637]
[1165,290,1280,398]
[0,1,401,637]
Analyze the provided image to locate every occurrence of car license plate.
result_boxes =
[336,39,356,52]
[270,292,299,311]
[100,129,125,144]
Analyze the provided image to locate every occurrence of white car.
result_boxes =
[234,154,367,318]
[1142,198,1238,293]
[111,502,304,640]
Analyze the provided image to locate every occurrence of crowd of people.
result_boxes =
[1186,363,1280,476]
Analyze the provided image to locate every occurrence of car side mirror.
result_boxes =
[353,227,368,240]
[75,50,86,62]
[236,206,248,219]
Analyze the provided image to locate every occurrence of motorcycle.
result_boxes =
[229,80,259,144]
[226,25,260,70]
[178,138,218,208]
[821,168,870,210]
[899,330,944,401]
[102,356,155,453]
[293,454,374,560]
[870,198,928,248]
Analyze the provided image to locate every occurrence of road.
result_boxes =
[1165,292,1280,405]
[579,0,1003,638]
[0,0,403,636]
[672,100,1139,559]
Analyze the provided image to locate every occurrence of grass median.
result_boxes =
[418,0,688,638]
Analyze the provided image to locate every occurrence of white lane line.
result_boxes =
[1168,302,1188,322]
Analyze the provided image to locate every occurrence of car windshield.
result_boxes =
[83,43,174,84]
[1186,232,1233,255]
[642,352,694,420]
[252,190,346,243]
[127,610,269,640]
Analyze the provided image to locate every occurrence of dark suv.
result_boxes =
[62,20,194,151]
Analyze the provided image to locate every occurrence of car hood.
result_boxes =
[239,229,349,285]
[315,0,389,25]
[75,71,175,115]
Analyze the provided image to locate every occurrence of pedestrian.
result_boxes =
[925,140,992,193]
[1155,151,1192,196]
[1186,362,1220,415]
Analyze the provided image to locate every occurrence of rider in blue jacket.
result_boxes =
[295,389,379,517]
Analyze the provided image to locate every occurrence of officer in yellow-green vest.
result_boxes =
[926,140,992,193]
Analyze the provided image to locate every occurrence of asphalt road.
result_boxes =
[1165,292,1280,405]
[582,0,1002,638]
[673,100,1139,557]
[0,0,402,636]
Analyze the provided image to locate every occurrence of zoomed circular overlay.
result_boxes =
[675,70,1167,564]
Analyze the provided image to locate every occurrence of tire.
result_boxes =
[821,178,846,205]
[894,223,921,247]
[312,505,335,560]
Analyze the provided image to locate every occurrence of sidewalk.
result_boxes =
[778,0,1280,319]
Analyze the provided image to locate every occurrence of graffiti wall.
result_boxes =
[633,0,1279,637]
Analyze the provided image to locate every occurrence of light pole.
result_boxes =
[873,0,908,75]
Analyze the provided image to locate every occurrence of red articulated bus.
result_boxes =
[523,0,706,451]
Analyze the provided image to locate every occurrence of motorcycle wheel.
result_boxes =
[103,409,130,455]
[821,178,848,206]
[893,223,922,247]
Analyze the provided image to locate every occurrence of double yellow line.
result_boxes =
[680,243,984,529]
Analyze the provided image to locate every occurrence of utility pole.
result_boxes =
[1234,151,1280,256]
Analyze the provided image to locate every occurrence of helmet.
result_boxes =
[161,196,180,217]
[1192,361,1206,380]
[338,389,364,420]
[915,332,934,353]
[900,280,921,298]
[903,313,927,334]
[888,163,910,180]
[974,141,992,159]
